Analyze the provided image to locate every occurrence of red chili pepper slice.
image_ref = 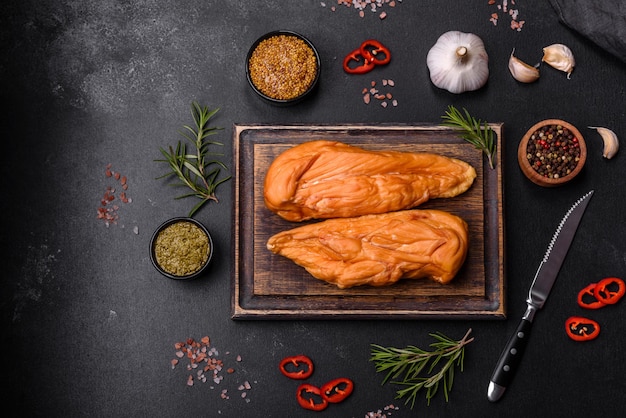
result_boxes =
[320,377,354,403]
[360,39,391,66]
[593,277,625,305]
[577,283,606,309]
[565,316,601,342]
[279,355,314,380]
[296,383,328,411]
[343,48,376,74]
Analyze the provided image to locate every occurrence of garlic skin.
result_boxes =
[588,126,619,159]
[508,48,540,83]
[426,31,489,94]
[542,44,575,79]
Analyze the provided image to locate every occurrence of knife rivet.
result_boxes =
[510,348,517,355]
[503,365,510,372]
[517,332,525,338]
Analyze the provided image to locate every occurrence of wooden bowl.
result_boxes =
[518,119,586,187]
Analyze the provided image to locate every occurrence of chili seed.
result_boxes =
[525,124,580,179]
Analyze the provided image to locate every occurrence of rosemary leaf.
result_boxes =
[155,102,231,217]
[441,105,496,169]
[370,328,474,409]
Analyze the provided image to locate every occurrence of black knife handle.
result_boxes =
[488,318,533,402]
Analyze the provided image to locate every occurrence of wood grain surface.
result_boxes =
[232,124,505,319]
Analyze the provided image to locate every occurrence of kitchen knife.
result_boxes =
[487,190,594,402]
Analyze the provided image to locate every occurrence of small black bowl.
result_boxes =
[246,30,321,105]
[150,217,213,280]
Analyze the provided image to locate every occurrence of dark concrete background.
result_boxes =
[2,1,625,417]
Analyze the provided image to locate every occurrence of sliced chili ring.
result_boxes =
[360,39,391,66]
[577,283,606,309]
[296,383,328,411]
[565,316,600,342]
[343,49,376,74]
[593,277,625,305]
[321,377,354,403]
[279,355,314,380]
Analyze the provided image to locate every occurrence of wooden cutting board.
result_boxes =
[232,124,505,319]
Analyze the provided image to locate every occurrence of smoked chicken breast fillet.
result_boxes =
[263,140,476,221]
[266,209,469,288]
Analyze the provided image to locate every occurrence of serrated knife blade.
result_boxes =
[487,190,594,402]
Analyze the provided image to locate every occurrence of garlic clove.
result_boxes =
[508,48,540,83]
[588,126,619,159]
[542,43,575,79]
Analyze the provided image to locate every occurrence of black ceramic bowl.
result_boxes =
[245,30,321,105]
[150,217,213,280]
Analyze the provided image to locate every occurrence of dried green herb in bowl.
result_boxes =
[150,217,213,280]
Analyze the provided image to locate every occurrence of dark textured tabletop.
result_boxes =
[2,1,626,417]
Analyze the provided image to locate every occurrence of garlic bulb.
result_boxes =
[508,48,540,83]
[426,31,489,94]
[542,44,575,79]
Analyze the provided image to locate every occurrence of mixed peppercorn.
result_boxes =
[525,123,581,179]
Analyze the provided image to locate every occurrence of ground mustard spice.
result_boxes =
[248,34,317,100]
[154,221,210,276]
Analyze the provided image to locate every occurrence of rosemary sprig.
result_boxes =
[370,328,474,409]
[442,105,496,169]
[156,102,231,217]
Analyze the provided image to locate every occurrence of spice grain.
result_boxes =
[248,34,317,100]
